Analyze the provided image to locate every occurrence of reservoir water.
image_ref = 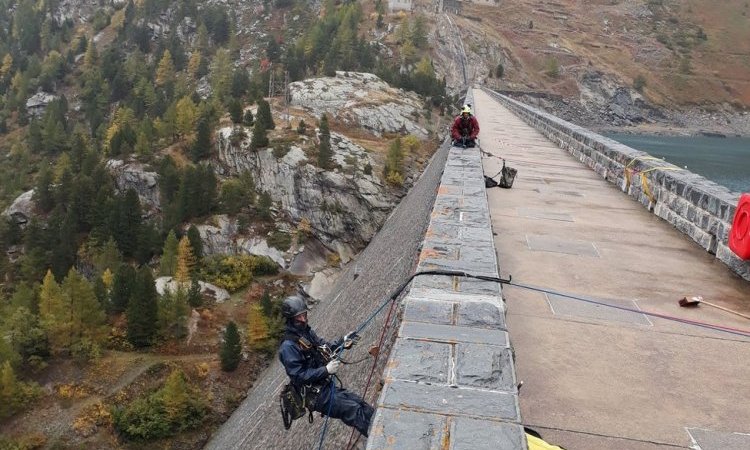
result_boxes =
[605,133,750,194]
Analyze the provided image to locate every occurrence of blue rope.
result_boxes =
[316,378,335,450]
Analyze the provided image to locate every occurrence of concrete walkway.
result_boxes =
[473,88,750,450]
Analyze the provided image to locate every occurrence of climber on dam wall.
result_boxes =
[451,104,480,148]
[278,295,374,436]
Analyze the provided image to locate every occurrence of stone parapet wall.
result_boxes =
[367,94,526,449]
[483,88,750,281]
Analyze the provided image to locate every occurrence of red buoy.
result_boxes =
[729,193,750,260]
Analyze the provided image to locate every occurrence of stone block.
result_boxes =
[458,279,502,296]
[403,299,453,325]
[368,408,447,450]
[388,339,451,384]
[451,417,528,450]
[378,380,520,421]
[456,343,516,391]
[457,301,506,329]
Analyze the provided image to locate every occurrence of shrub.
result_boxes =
[633,74,647,92]
[545,58,560,78]
[201,255,278,291]
[267,230,292,252]
[112,370,207,441]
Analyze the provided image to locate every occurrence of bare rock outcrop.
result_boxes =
[106,160,161,214]
[289,72,428,138]
[214,126,399,260]
[3,189,36,225]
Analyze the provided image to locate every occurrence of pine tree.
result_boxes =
[157,288,189,339]
[111,264,136,314]
[256,99,275,130]
[160,230,179,276]
[187,277,202,307]
[318,114,332,169]
[249,119,268,151]
[247,304,269,350]
[175,236,196,283]
[191,119,211,162]
[126,267,158,347]
[187,225,203,261]
[228,99,243,124]
[160,369,191,420]
[220,321,242,371]
[243,109,254,126]
[34,166,55,213]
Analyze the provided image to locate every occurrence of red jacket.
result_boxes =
[451,115,480,140]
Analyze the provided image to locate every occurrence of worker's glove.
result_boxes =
[325,359,340,375]
[343,332,361,349]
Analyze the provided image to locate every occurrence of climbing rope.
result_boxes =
[314,269,750,449]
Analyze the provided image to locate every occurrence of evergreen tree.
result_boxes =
[158,288,189,339]
[249,119,268,151]
[243,109,254,126]
[296,119,306,134]
[160,230,179,276]
[256,99,275,130]
[220,321,242,371]
[175,236,196,283]
[126,267,158,347]
[187,277,202,307]
[33,165,55,213]
[257,191,273,221]
[187,225,203,261]
[111,189,141,258]
[318,114,332,169]
[228,99,243,124]
[191,119,211,162]
[111,264,136,314]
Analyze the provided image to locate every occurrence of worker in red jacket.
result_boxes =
[451,104,480,147]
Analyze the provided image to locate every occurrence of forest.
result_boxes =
[0,0,449,446]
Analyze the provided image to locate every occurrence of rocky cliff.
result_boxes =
[214,125,399,262]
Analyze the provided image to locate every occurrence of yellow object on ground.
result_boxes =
[527,433,565,450]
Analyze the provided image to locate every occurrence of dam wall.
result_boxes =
[366,92,526,449]
[484,88,750,281]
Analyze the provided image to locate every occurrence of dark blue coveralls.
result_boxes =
[278,323,374,436]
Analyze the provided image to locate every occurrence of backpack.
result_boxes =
[485,159,517,189]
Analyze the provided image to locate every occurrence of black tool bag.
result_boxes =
[485,159,517,189]
[280,383,307,429]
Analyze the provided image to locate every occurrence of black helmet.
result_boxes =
[282,295,307,319]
